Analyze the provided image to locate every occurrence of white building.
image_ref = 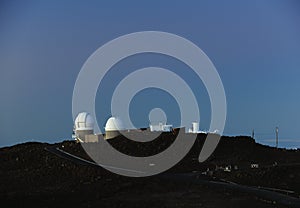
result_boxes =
[188,122,206,133]
[188,122,200,133]
[149,122,173,132]
[187,122,219,134]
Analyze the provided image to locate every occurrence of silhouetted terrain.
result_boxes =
[0,133,299,207]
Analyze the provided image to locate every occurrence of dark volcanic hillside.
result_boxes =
[0,134,299,208]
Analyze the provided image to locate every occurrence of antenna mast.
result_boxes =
[275,127,279,148]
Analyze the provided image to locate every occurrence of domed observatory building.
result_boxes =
[73,112,96,143]
[105,117,125,139]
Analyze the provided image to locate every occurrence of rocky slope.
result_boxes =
[0,133,299,207]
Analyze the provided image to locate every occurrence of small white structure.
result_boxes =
[105,117,125,139]
[211,129,220,134]
[188,122,200,133]
[73,112,94,142]
[188,122,206,133]
[149,122,173,132]
[251,163,259,169]
[224,165,232,172]
[188,122,219,134]
[192,122,199,133]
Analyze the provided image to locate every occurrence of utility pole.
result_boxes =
[276,127,279,148]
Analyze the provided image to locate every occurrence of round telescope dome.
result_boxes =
[105,117,125,131]
[74,112,94,131]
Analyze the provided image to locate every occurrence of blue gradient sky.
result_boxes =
[0,0,300,148]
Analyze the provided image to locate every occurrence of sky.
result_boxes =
[0,0,300,148]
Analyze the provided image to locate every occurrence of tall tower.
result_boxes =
[252,129,255,139]
[275,127,279,148]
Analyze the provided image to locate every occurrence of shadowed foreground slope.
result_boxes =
[0,133,299,208]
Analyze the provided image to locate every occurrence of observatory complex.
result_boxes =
[72,112,210,143]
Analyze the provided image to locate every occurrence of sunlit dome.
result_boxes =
[105,117,124,131]
[74,112,94,131]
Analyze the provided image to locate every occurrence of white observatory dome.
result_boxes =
[74,112,94,131]
[105,117,125,131]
